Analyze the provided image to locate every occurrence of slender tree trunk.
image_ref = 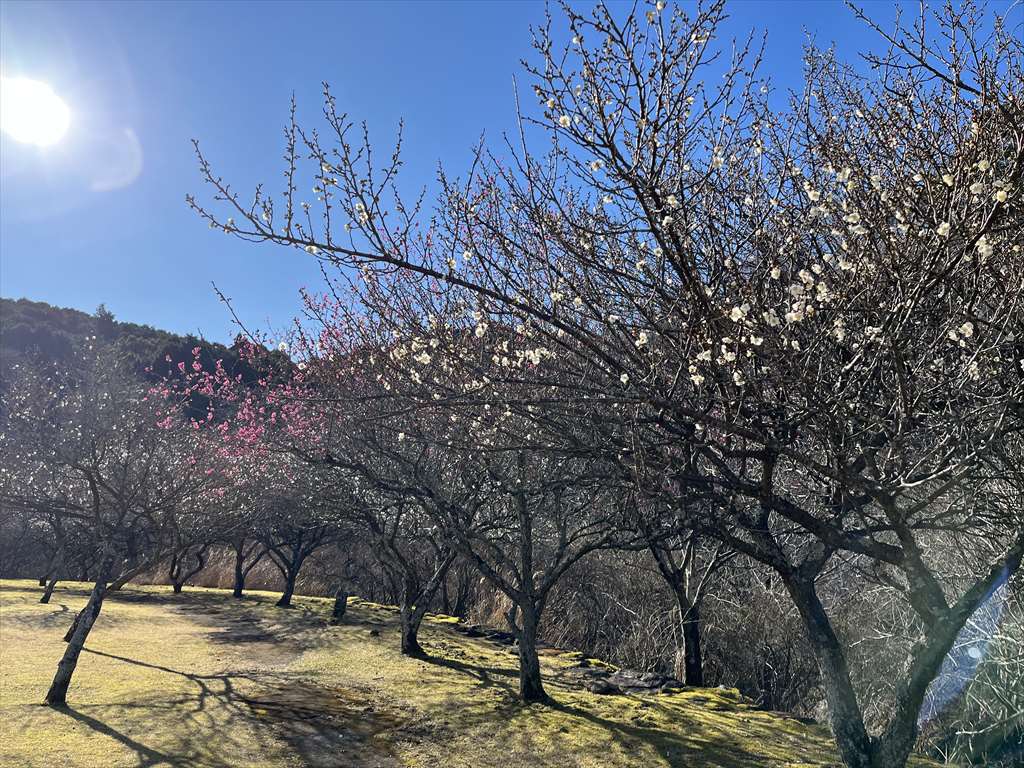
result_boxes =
[108,556,158,591]
[167,552,181,591]
[785,576,874,768]
[276,569,297,608]
[40,576,59,604]
[330,587,348,624]
[38,575,48,587]
[517,603,547,703]
[233,542,246,598]
[47,558,113,706]
[398,573,424,656]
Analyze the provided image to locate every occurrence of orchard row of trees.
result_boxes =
[1,2,1021,767]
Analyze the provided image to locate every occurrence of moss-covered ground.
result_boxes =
[0,579,929,767]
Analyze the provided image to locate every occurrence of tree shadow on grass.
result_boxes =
[415,639,835,768]
[55,707,184,768]
[70,648,403,768]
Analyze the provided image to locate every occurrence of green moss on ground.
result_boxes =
[0,580,934,767]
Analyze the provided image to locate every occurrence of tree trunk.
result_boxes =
[233,543,246,598]
[276,570,297,608]
[108,556,158,591]
[517,603,547,703]
[172,582,183,594]
[38,575,48,587]
[330,588,348,624]
[674,602,704,687]
[47,558,113,706]
[785,576,874,768]
[167,552,181,590]
[40,576,59,604]
[399,601,426,657]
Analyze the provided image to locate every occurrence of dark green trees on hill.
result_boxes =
[0,297,242,380]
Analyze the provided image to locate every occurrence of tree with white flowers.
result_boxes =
[189,1,1023,765]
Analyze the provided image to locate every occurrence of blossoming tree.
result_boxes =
[188,1,1022,765]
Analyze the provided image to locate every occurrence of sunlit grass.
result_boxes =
[0,579,934,767]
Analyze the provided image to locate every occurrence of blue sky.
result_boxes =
[1,0,1010,343]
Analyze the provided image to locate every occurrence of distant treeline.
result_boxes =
[0,297,241,377]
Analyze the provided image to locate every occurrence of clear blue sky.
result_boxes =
[1,0,1011,343]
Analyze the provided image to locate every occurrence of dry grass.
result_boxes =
[0,579,929,768]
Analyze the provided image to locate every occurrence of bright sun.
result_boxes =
[1,77,71,147]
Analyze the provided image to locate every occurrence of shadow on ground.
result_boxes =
[62,648,404,768]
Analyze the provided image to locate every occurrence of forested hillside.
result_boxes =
[0,297,242,378]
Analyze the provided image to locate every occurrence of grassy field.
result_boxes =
[0,578,887,767]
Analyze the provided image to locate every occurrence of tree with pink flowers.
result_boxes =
[0,346,230,705]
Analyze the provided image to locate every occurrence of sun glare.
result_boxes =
[1,77,71,147]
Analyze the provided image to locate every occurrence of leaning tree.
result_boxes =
[0,347,228,705]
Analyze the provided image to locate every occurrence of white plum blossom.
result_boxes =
[976,235,993,259]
